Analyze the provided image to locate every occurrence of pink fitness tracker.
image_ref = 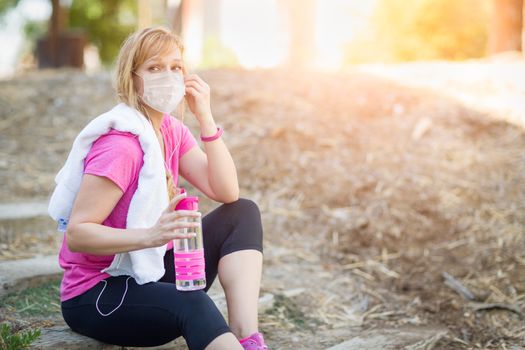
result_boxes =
[200,126,223,142]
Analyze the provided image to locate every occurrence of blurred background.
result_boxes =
[0,0,523,75]
[0,1,524,349]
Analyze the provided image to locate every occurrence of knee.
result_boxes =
[216,198,264,253]
[172,290,213,314]
[222,197,261,221]
[219,198,263,239]
[174,290,221,320]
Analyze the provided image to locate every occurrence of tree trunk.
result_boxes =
[48,0,63,67]
[172,0,189,36]
[488,0,523,53]
[203,0,221,39]
[137,0,152,29]
[281,0,316,69]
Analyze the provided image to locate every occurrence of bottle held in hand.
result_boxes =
[173,188,206,291]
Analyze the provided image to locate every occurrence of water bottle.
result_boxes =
[173,188,206,291]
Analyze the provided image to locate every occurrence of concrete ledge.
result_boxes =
[326,326,448,350]
[1,254,277,349]
[28,326,185,350]
[0,200,50,220]
[0,254,62,298]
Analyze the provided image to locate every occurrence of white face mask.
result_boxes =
[139,70,185,114]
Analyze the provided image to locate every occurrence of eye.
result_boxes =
[148,66,160,72]
[172,65,183,72]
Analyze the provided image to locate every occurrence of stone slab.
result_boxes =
[28,326,186,350]
[0,200,50,220]
[1,254,276,349]
[0,254,62,298]
[326,326,448,350]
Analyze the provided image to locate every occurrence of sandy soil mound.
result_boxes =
[1,64,524,348]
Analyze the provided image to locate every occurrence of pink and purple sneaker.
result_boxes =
[239,332,268,350]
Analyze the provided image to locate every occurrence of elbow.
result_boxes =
[66,225,79,252]
[223,189,240,204]
[222,195,239,204]
[217,187,239,204]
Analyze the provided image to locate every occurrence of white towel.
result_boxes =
[48,102,170,284]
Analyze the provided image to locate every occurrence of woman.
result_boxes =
[58,26,267,350]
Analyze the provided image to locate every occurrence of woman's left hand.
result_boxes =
[184,74,213,123]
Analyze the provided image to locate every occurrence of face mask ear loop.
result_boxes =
[163,110,185,194]
[164,116,183,178]
[95,276,132,317]
[166,75,185,168]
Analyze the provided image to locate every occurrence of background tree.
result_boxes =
[280,0,316,69]
[69,0,137,65]
[345,0,490,63]
[488,0,524,53]
[0,0,20,18]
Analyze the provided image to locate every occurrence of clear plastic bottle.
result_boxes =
[173,189,206,291]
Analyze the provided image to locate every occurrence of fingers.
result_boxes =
[185,81,208,92]
[184,86,200,98]
[163,210,201,222]
[162,220,199,239]
[185,81,209,96]
[184,75,210,98]
[166,192,187,212]
[184,74,208,89]
[161,230,196,240]
[173,232,197,239]
[163,220,200,230]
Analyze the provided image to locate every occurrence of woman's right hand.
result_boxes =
[144,192,202,248]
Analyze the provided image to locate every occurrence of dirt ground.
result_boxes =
[0,61,524,349]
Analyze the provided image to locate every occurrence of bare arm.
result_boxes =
[181,73,239,203]
[67,174,199,255]
[179,120,239,204]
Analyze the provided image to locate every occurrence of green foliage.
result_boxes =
[200,36,239,69]
[0,323,41,350]
[0,0,20,17]
[69,0,137,65]
[1,276,61,317]
[23,19,47,45]
[265,294,321,331]
[344,0,490,63]
[0,0,21,25]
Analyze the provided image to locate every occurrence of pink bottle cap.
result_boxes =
[175,188,199,211]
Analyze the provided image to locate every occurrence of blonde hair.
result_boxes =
[115,26,186,201]
[115,26,186,122]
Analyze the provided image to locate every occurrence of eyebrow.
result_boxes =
[146,58,183,64]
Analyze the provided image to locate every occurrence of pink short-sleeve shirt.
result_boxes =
[58,113,198,302]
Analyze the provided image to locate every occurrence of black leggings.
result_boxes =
[61,198,263,350]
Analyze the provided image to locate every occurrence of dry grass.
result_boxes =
[0,65,524,348]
